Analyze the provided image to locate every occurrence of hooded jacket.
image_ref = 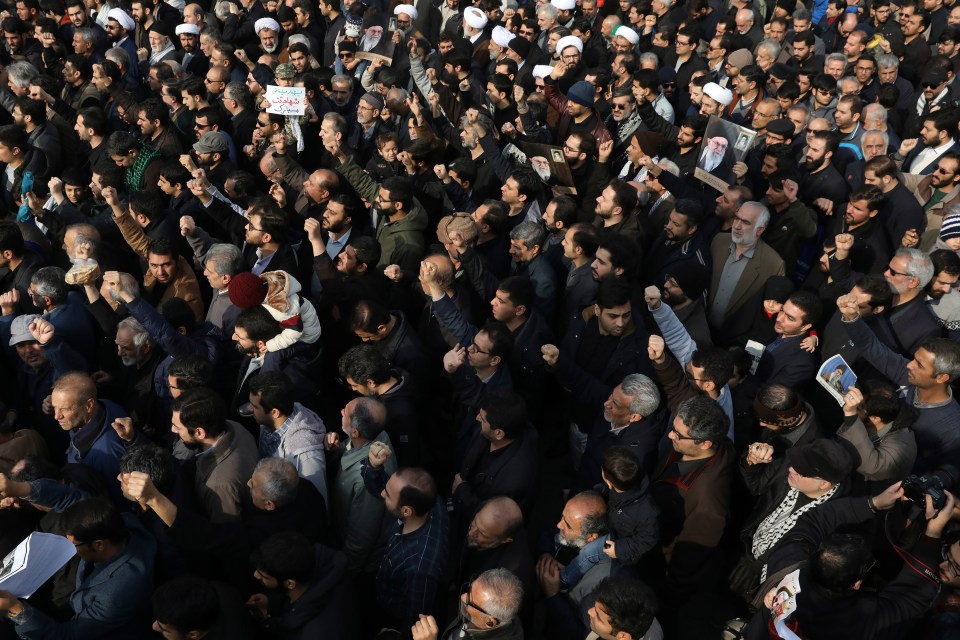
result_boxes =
[266,402,327,502]
[336,154,427,271]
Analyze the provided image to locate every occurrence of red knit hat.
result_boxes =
[229,272,266,308]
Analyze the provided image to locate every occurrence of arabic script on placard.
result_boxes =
[265,86,306,116]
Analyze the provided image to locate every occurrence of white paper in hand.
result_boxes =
[0,532,76,598]
[264,85,306,116]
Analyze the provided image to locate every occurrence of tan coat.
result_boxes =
[113,210,205,321]
[901,173,960,251]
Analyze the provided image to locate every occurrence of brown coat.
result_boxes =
[113,209,205,321]
[901,172,960,251]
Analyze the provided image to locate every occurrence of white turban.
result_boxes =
[175,23,200,36]
[532,65,553,79]
[107,8,134,31]
[492,25,515,47]
[552,0,575,10]
[394,4,418,19]
[463,7,488,29]
[254,17,280,34]
[703,82,734,106]
[555,35,583,55]
[614,25,639,45]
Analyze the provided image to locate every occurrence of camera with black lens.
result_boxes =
[901,472,952,511]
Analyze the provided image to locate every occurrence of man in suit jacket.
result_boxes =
[898,111,960,176]
[707,201,785,332]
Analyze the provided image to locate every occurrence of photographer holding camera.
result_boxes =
[743,482,956,640]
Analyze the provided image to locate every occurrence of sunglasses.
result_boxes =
[611,104,629,110]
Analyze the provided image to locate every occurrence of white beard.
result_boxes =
[360,34,381,51]
[262,40,278,53]
[700,147,724,172]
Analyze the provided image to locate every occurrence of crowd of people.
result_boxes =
[3,0,960,638]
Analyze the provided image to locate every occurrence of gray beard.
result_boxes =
[360,34,381,51]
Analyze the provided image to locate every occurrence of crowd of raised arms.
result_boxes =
[6,0,960,639]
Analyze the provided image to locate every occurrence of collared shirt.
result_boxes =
[909,138,955,174]
[251,248,274,275]
[326,226,352,258]
[709,242,756,325]
[259,418,290,458]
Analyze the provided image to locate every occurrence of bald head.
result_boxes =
[468,496,524,549]
[64,223,100,260]
[344,396,386,440]
[567,491,607,519]
[53,371,97,402]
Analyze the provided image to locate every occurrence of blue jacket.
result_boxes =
[65,399,130,486]
[16,479,156,640]
[125,296,220,422]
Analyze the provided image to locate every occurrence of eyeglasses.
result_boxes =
[468,342,490,355]
[670,427,699,441]
[375,193,393,203]
[245,221,265,231]
[204,77,223,84]
[461,583,500,626]
[886,266,914,278]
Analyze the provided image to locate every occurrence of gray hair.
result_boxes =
[331,73,353,89]
[792,7,812,21]
[839,75,861,91]
[510,221,548,250]
[214,0,234,21]
[253,457,299,507]
[862,103,887,125]
[657,159,680,177]
[117,316,153,349]
[76,27,96,44]
[350,397,386,440]
[742,200,771,229]
[676,396,729,443]
[31,266,67,303]
[639,52,659,69]
[736,8,754,23]
[7,62,38,89]
[620,374,660,417]
[877,53,899,69]
[474,569,524,623]
[925,337,960,381]
[787,103,810,124]
[224,81,252,108]
[204,243,243,277]
[104,48,128,70]
[860,129,889,152]
[537,3,558,19]
[756,39,781,59]
[897,248,934,287]
[322,111,348,136]
[825,52,847,67]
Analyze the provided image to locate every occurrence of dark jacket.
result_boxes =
[576,409,669,494]
[259,545,349,640]
[754,334,818,388]
[552,308,652,431]
[599,478,660,565]
[745,497,943,640]
[453,428,539,517]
